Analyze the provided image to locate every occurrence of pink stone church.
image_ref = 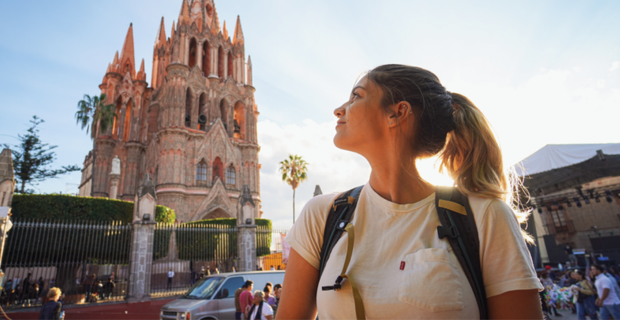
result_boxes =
[79,0,261,223]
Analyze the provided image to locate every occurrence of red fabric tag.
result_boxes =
[400,261,405,270]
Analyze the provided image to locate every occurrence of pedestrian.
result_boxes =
[235,282,248,320]
[38,287,62,320]
[565,245,579,267]
[83,274,95,302]
[103,278,115,300]
[247,291,273,320]
[239,280,254,318]
[609,266,620,286]
[109,272,115,282]
[571,269,598,320]
[602,267,620,298]
[278,65,544,319]
[591,264,620,320]
[167,269,175,290]
[191,269,197,285]
[264,286,276,309]
[270,265,274,271]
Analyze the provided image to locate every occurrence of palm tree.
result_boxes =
[75,93,116,139]
[279,154,309,224]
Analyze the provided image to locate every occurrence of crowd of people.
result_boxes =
[1,273,47,307]
[81,273,116,302]
[234,280,282,320]
[539,264,620,320]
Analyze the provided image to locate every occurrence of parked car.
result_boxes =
[160,271,285,320]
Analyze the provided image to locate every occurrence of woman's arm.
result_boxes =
[275,249,319,320]
[487,289,543,319]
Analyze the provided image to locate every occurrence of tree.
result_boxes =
[279,154,309,224]
[75,93,116,139]
[3,116,80,194]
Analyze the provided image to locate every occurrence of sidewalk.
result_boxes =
[5,298,174,320]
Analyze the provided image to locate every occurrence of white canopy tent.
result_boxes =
[515,143,620,177]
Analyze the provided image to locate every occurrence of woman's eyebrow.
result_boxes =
[351,85,366,93]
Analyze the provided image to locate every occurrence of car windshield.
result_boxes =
[182,277,224,299]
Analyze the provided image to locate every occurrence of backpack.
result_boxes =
[319,185,488,319]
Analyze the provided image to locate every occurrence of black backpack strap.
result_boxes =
[318,185,364,278]
[435,186,488,319]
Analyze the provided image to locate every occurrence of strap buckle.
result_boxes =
[335,219,349,231]
[322,275,344,291]
[437,225,460,239]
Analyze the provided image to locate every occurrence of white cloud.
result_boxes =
[611,61,620,72]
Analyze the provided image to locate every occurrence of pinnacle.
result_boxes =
[170,21,176,43]
[223,21,229,41]
[179,0,190,24]
[119,23,136,78]
[156,17,166,45]
[233,15,244,46]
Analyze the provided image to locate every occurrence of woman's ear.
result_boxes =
[387,102,413,127]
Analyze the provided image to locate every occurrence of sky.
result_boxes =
[1,1,619,228]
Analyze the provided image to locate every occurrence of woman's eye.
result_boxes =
[351,92,359,99]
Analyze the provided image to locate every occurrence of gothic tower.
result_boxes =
[79,0,261,223]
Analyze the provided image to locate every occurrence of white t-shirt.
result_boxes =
[595,275,620,305]
[168,271,175,278]
[248,302,273,320]
[286,183,543,319]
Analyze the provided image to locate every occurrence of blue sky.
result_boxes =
[1,1,619,227]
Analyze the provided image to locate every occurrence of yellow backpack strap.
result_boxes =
[322,223,366,319]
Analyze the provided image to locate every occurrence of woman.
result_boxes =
[38,287,62,320]
[264,286,277,309]
[247,291,274,320]
[572,270,598,320]
[278,65,543,319]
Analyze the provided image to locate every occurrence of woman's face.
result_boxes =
[333,76,389,154]
[253,294,262,304]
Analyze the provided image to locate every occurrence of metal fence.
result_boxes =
[1,219,132,308]
[150,222,238,297]
[257,227,289,271]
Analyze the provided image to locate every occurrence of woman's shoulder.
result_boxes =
[467,195,516,223]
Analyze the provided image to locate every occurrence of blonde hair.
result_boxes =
[47,287,61,299]
[368,65,531,241]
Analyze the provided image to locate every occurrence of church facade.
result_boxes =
[78,0,261,223]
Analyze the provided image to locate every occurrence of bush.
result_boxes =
[11,194,175,223]
[182,218,273,257]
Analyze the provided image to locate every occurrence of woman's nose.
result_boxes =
[334,102,347,117]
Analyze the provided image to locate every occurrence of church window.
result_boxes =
[189,38,197,69]
[196,161,207,182]
[123,99,132,141]
[198,93,208,131]
[212,157,224,182]
[218,46,224,78]
[219,99,229,134]
[185,88,193,127]
[202,41,210,76]
[233,101,246,139]
[227,51,233,79]
[226,165,236,186]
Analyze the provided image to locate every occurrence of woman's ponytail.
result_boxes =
[439,93,506,200]
[440,93,531,239]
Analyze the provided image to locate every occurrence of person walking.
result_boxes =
[167,269,175,290]
[103,278,115,300]
[247,291,273,320]
[571,270,598,320]
[83,274,95,302]
[38,287,63,320]
[278,65,544,319]
[235,282,248,320]
[240,280,254,318]
[592,264,620,320]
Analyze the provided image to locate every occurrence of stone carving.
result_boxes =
[111,156,121,175]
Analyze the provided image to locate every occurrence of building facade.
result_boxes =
[79,0,261,223]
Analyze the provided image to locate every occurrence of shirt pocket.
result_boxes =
[398,248,464,312]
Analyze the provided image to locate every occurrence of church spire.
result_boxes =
[155,17,166,46]
[179,0,190,24]
[170,21,176,44]
[119,23,136,79]
[137,59,146,81]
[233,15,244,46]
[223,21,229,41]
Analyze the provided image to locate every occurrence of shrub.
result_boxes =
[11,194,175,223]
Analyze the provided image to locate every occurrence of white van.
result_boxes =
[160,271,284,320]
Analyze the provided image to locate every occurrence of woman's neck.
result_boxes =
[367,151,434,204]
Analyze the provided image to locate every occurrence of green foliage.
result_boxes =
[11,194,175,223]
[279,154,309,223]
[179,218,273,258]
[75,93,116,139]
[3,116,81,194]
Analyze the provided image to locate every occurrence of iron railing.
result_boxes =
[150,222,238,297]
[1,219,132,308]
